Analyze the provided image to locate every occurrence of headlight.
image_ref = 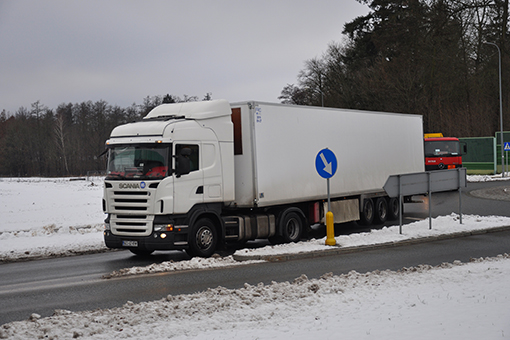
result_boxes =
[154,224,173,232]
[104,223,111,231]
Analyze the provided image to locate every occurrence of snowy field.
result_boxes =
[1,176,510,338]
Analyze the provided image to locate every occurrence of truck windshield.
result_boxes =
[106,144,171,180]
[424,141,460,157]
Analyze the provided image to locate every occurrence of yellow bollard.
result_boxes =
[325,211,336,246]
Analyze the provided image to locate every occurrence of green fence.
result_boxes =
[459,136,496,174]
[460,131,510,174]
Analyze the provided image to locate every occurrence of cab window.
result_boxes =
[175,144,199,172]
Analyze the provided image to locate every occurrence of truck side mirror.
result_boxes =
[175,148,191,178]
[461,142,467,154]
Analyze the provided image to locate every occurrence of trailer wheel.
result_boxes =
[359,198,374,225]
[388,197,400,220]
[280,211,303,243]
[374,198,388,224]
[186,218,218,258]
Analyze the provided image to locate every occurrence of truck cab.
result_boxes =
[424,134,465,170]
[102,100,235,257]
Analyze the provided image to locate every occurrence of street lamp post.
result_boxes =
[484,42,505,177]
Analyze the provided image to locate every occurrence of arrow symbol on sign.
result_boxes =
[320,152,332,175]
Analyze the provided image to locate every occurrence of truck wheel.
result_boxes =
[280,211,303,243]
[186,218,218,258]
[359,198,374,225]
[388,197,400,220]
[374,198,388,224]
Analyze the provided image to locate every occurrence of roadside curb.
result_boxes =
[232,225,510,262]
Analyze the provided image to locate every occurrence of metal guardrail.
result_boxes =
[384,168,467,233]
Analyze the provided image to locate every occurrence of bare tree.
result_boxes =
[282,0,510,137]
[54,112,70,175]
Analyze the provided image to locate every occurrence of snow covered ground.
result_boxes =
[1,176,510,338]
[0,177,106,261]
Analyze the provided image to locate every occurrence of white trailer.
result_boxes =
[103,100,424,257]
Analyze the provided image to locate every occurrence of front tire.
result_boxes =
[186,218,218,258]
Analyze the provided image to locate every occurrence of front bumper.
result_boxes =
[104,228,189,252]
[425,163,461,171]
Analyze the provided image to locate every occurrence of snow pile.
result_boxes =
[468,173,510,182]
[0,224,105,261]
[104,255,263,279]
[234,213,510,259]
[100,213,510,278]
[2,255,509,339]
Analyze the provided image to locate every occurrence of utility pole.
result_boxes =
[484,42,505,177]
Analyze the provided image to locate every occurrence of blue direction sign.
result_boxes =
[315,148,337,179]
[504,142,510,151]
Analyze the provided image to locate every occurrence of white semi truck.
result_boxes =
[103,100,424,257]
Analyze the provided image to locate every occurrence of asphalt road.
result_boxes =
[1,180,509,325]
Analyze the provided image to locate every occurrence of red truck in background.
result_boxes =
[424,133,465,170]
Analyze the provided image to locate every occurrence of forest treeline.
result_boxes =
[2,0,510,177]
[279,0,510,138]
[0,94,207,177]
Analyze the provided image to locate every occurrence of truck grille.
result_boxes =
[106,185,157,237]
[112,191,149,211]
[110,214,154,235]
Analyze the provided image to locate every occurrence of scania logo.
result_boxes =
[119,182,140,189]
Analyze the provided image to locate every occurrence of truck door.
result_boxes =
[173,143,204,214]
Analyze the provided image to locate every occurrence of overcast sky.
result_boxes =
[0,1,369,114]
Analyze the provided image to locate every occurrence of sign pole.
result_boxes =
[398,175,402,235]
[458,168,463,224]
[428,172,432,230]
[504,143,510,176]
[325,177,335,246]
[316,148,337,246]
[327,178,331,210]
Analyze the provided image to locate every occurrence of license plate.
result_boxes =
[122,240,138,247]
